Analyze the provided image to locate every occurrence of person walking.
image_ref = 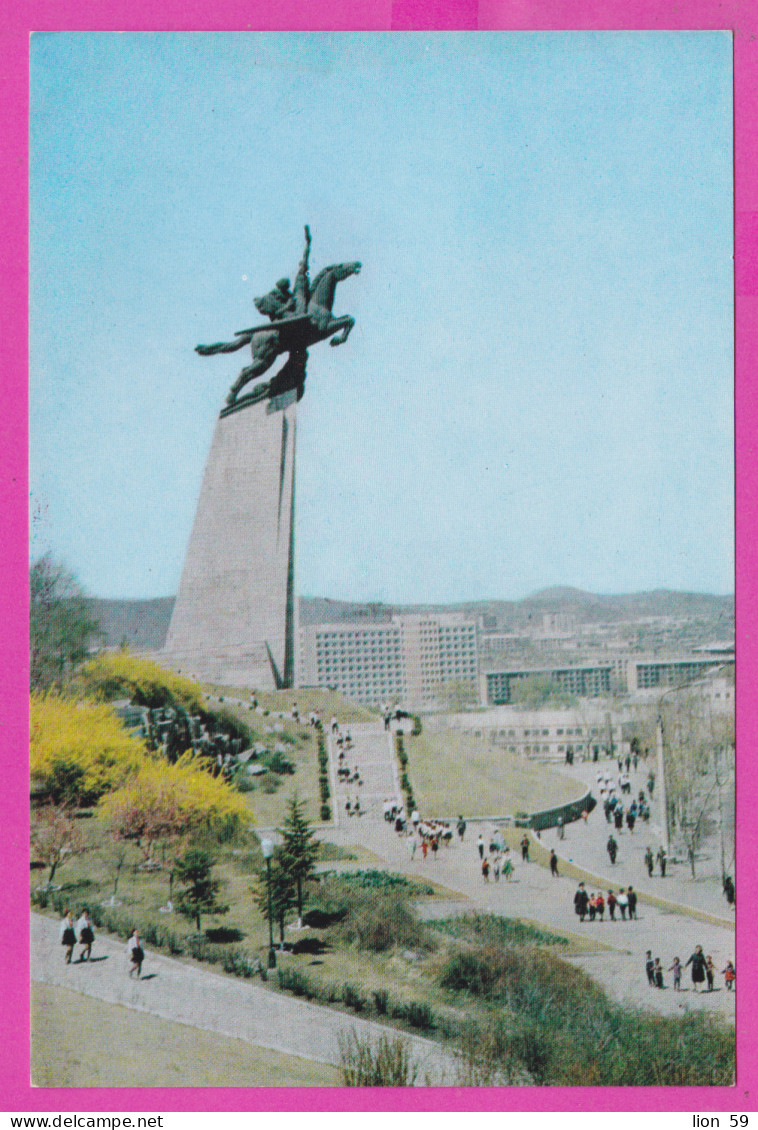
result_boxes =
[549,849,559,878]
[481,857,490,883]
[723,961,736,991]
[645,950,655,986]
[574,882,589,923]
[588,893,597,922]
[596,892,605,921]
[614,807,624,831]
[60,909,76,965]
[520,834,530,862]
[408,831,417,860]
[421,838,428,861]
[556,815,565,840]
[654,958,664,989]
[668,956,682,991]
[706,955,716,992]
[503,853,514,881]
[457,816,466,842]
[76,908,95,962]
[657,846,667,877]
[492,855,501,882]
[644,847,655,877]
[607,890,617,921]
[431,836,439,862]
[685,945,707,992]
[723,875,735,907]
[627,886,638,920]
[606,835,618,865]
[477,834,484,860]
[626,809,636,834]
[127,928,144,979]
[617,889,628,920]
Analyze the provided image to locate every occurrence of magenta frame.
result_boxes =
[4,0,755,1112]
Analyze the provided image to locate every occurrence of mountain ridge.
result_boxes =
[85,589,734,651]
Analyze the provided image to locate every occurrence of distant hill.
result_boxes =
[87,588,734,650]
[87,596,175,651]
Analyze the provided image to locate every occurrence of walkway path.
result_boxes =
[324,721,737,1019]
[549,754,733,921]
[31,914,454,1084]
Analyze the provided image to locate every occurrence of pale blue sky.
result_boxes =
[30,32,734,602]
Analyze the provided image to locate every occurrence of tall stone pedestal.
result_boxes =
[163,389,297,690]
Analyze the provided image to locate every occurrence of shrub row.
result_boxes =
[276,966,455,1036]
[316,732,331,821]
[394,734,416,812]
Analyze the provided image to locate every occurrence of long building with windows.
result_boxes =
[480,651,733,705]
[298,612,478,708]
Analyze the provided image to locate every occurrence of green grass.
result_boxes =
[404,728,583,818]
[31,982,339,1087]
[205,684,377,725]
[429,912,571,948]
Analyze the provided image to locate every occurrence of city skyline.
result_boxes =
[30,32,734,603]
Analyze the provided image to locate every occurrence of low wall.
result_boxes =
[515,789,596,832]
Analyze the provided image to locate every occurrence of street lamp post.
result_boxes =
[655,714,670,855]
[261,837,276,969]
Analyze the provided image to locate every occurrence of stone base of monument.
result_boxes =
[163,387,298,691]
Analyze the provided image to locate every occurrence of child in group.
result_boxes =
[706,954,716,992]
[668,956,682,991]
[645,950,655,986]
[723,961,736,991]
[482,857,490,882]
[503,853,513,881]
[654,958,664,988]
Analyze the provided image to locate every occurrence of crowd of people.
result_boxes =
[59,908,146,978]
[572,881,640,922]
[645,946,735,992]
[331,721,366,817]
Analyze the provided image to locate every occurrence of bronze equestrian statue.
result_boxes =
[196,226,361,408]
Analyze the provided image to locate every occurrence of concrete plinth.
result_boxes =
[163,390,297,690]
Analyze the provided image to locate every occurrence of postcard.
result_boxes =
[6,6,757,1117]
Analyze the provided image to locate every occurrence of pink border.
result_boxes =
[5,0,756,1112]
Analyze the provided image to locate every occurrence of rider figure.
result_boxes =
[254,278,295,322]
[254,226,311,323]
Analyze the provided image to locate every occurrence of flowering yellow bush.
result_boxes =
[76,651,205,712]
[31,693,148,804]
[98,755,252,857]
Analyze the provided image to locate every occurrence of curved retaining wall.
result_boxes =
[515,788,596,832]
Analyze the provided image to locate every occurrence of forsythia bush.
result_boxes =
[98,755,252,856]
[31,693,147,804]
[76,651,205,712]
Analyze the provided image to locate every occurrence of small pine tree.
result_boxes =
[279,794,320,924]
[174,847,229,932]
[254,849,296,945]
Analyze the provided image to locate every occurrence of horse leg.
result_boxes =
[227,332,279,404]
[328,315,354,347]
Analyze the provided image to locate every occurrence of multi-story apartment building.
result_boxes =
[298,612,478,708]
[480,651,733,705]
